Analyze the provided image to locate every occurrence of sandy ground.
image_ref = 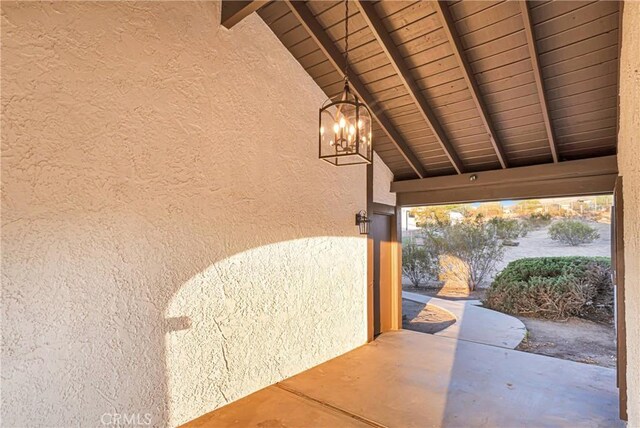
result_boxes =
[516,316,616,368]
[402,299,455,334]
[494,221,611,274]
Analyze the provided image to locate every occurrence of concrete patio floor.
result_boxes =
[185,330,622,428]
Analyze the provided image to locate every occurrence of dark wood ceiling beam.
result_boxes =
[432,0,509,169]
[284,0,427,179]
[221,0,270,29]
[397,174,617,206]
[356,0,465,175]
[393,155,618,206]
[520,1,560,163]
[391,155,617,193]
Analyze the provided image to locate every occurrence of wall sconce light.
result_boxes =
[355,210,371,235]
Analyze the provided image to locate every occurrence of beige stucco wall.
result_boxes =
[619,2,640,425]
[1,2,368,426]
[373,151,396,206]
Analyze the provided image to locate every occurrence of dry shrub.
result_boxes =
[548,219,599,246]
[423,216,504,291]
[402,242,439,288]
[488,217,528,241]
[483,257,612,320]
[526,212,552,229]
[580,261,614,321]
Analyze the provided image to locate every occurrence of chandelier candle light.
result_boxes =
[319,0,372,166]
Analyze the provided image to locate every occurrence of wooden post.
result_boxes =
[367,162,374,342]
[393,205,403,330]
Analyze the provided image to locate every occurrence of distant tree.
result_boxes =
[475,202,503,218]
[410,204,471,227]
[514,199,543,216]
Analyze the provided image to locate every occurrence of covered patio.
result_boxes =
[2,0,639,427]
[186,330,621,427]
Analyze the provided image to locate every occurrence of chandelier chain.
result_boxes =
[344,0,349,82]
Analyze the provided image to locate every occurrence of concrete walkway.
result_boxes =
[187,330,622,427]
[403,291,526,349]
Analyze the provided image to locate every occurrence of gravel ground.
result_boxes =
[516,316,616,368]
[494,221,611,274]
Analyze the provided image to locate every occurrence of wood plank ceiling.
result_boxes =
[257,1,620,181]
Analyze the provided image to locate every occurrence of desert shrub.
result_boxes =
[402,243,438,288]
[488,217,527,241]
[580,261,614,322]
[526,212,552,229]
[548,219,599,246]
[424,216,504,291]
[483,257,613,320]
[402,236,415,246]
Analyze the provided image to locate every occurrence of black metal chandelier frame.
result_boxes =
[318,0,372,167]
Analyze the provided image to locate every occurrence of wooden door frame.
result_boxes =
[367,201,402,341]
[613,177,627,421]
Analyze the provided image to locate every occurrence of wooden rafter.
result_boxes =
[221,0,270,29]
[432,0,509,169]
[284,0,427,179]
[356,0,465,175]
[520,0,560,163]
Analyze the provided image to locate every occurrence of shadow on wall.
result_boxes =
[2,215,367,427]
[165,237,366,426]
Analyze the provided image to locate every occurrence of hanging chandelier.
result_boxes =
[319,0,372,166]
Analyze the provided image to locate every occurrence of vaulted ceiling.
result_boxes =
[253,1,620,181]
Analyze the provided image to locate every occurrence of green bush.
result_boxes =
[548,219,599,246]
[402,243,438,288]
[483,257,612,320]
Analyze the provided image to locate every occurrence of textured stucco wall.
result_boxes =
[373,151,396,206]
[619,2,640,425]
[1,2,367,426]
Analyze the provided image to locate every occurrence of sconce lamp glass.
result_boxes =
[355,210,371,235]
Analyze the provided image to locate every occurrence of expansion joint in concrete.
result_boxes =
[274,383,387,428]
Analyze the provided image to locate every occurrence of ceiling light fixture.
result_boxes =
[318,0,372,166]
